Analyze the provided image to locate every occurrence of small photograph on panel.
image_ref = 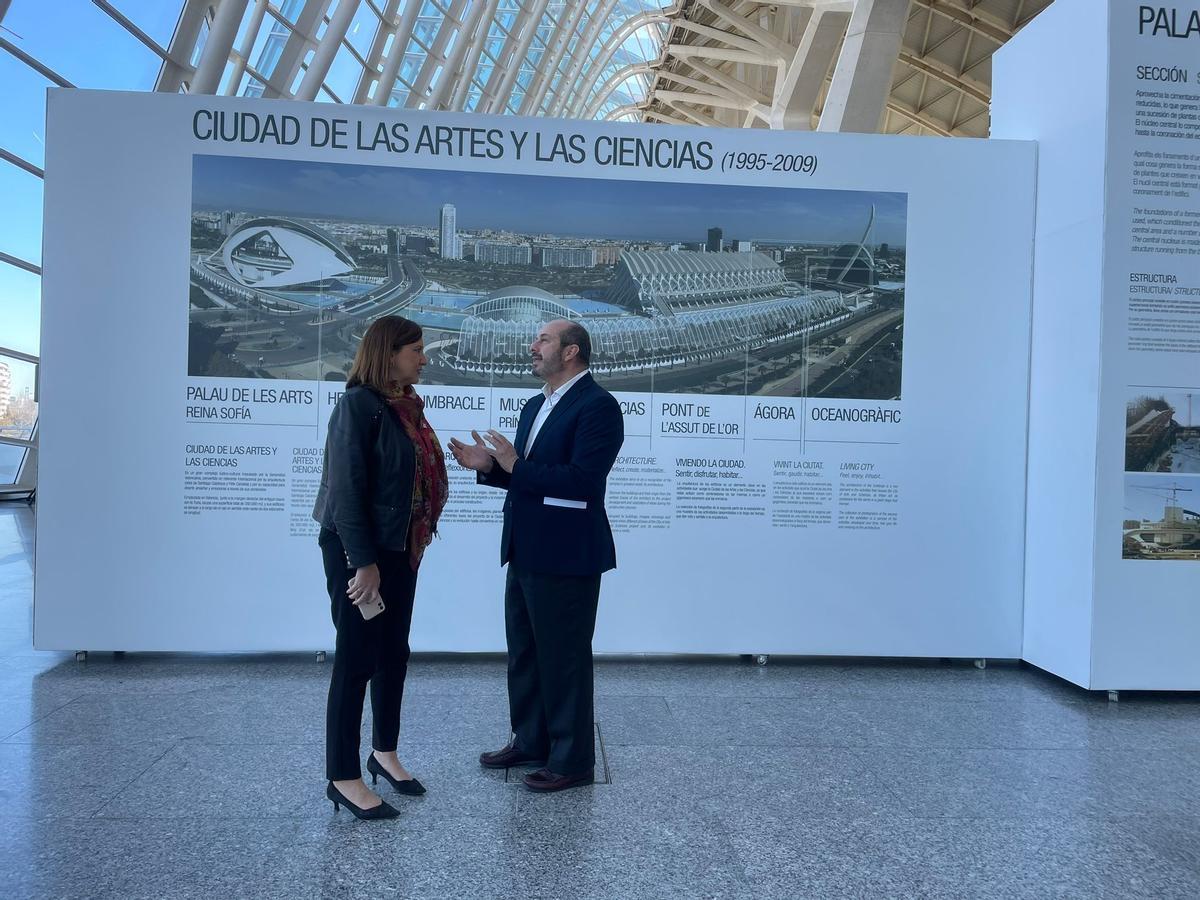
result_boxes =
[1125,389,1200,473]
[186,154,907,399]
[1122,475,1200,560]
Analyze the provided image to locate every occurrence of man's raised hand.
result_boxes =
[449,430,494,473]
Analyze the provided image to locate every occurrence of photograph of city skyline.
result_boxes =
[188,154,907,399]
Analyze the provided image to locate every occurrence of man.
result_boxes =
[449,319,623,792]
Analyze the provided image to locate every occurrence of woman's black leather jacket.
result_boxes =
[312,385,415,568]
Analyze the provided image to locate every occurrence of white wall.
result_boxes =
[991,0,1111,688]
[36,89,1037,655]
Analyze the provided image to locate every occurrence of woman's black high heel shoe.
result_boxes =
[326,782,401,820]
[367,753,427,796]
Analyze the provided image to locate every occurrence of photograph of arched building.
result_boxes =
[188,155,906,398]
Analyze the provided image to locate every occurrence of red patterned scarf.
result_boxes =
[387,388,448,570]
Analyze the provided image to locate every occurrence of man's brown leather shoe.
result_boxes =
[478,744,547,769]
[522,767,595,792]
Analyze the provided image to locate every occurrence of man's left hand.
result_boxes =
[484,430,519,473]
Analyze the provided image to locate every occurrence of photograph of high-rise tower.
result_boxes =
[187,154,907,399]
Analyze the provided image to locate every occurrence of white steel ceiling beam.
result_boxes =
[661,99,723,127]
[764,0,852,7]
[655,88,755,112]
[604,102,650,121]
[154,0,209,91]
[546,0,620,117]
[568,12,668,117]
[674,19,783,61]
[351,0,399,103]
[222,0,269,96]
[697,0,793,57]
[909,0,1010,43]
[885,97,952,135]
[480,0,550,114]
[659,69,767,106]
[519,1,588,115]
[261,0,333,99]
[897,49,989,103]
[447,0,502,110]
[406,0,469,108]
[666,44,775,66]
[937,0,1017,36]
[676,56,769,105]
[425,0,494,109]
[190,0,250,94]
[584,63,656,119]
[370,0,421,105]
[297,0,363,100]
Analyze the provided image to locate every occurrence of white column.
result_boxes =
[770,9,848,130]
[817,0,912,133]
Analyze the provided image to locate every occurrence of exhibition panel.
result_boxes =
[1095,0,1200,688]
[36,89,1036,654]
[996,0,1200,689]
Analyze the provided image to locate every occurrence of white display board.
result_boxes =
[996,0,1200,689]
[36,89,1036,655]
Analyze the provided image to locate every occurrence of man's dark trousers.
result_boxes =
[505,562,600,775]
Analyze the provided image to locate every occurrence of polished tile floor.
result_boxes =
[2,502,1200,898]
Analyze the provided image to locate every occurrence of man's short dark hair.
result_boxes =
[559,321,591,365]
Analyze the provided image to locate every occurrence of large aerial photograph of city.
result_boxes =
[188,154,907,399]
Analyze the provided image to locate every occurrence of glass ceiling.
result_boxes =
[172,0,667,120]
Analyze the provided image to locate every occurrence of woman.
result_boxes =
[312,316,448,820]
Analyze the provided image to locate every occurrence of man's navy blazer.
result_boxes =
[480,373,624,577]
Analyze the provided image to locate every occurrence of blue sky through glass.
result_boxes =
[2,0,178,355]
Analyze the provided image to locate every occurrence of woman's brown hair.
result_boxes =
[345,315,423,395]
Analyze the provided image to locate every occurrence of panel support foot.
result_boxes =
[974,658,987,669]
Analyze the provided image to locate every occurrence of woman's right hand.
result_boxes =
[347,564,381,605]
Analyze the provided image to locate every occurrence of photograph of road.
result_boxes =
[1125,389,1200,473]
[188,154,907,399]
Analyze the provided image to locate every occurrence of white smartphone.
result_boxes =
[358,595,386,621]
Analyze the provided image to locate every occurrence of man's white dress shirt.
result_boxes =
[524,369,589,457]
